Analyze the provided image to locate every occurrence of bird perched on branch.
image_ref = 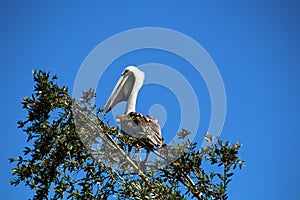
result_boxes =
[102,66,163,163]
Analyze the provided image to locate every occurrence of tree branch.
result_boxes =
[73,103,149,182]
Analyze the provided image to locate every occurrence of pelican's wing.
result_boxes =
[145,115,163,148]
[121,112,163,148]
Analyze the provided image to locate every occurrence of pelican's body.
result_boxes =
[103,66,163,149]
[121,112,162,148]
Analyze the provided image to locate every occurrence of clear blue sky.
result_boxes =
[1,1,300,199]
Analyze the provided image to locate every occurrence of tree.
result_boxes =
[10,70,244,200]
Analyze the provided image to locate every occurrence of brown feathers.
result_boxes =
[120,112,163,148]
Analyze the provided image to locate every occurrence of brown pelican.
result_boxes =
[102,66,163,156]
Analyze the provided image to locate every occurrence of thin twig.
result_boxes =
[183,173,203,200]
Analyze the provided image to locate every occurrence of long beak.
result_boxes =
[102,72,134,113]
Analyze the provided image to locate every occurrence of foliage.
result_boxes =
[10,70,244,199]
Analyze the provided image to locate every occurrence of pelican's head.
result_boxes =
[102,66,144,113]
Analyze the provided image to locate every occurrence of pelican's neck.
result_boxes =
[124,66,144,115]
[125,91,138,114]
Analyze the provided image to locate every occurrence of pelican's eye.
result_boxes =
[122,69,129,76]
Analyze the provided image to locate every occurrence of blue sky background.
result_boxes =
[1,1,300,199]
